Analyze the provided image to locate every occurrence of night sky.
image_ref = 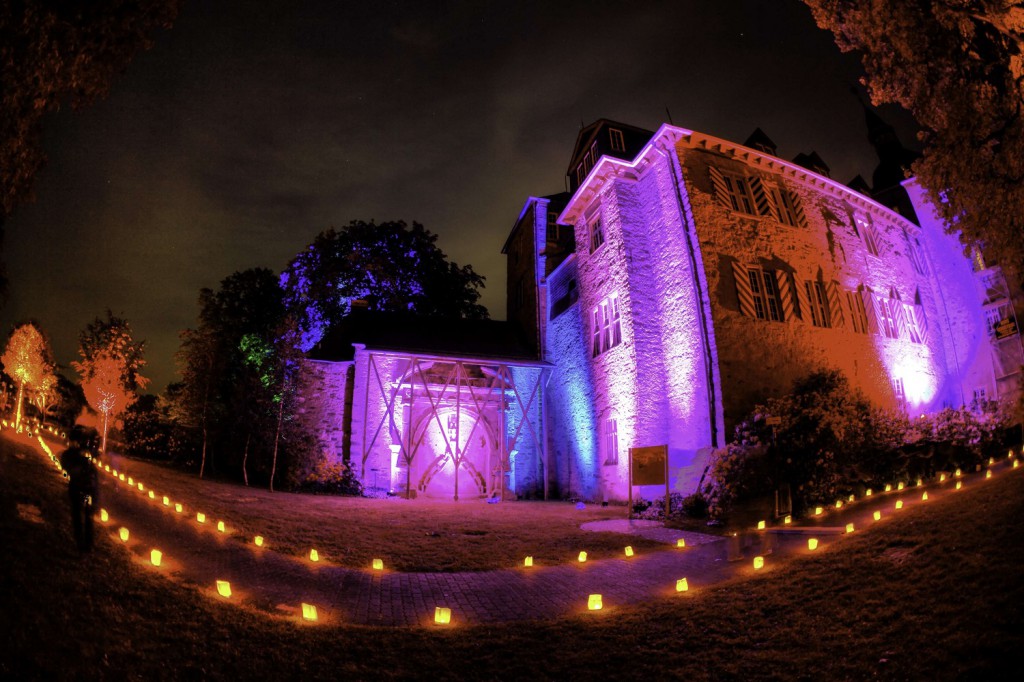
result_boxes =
[1,0,919,391]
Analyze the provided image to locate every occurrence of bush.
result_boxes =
[705,369,1014,521]
[681,492,709,519]
[299,457,363,496]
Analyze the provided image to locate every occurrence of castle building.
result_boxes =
[505,118,1019,503]
[305,118,1018,503]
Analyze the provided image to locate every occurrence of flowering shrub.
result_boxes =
[704,369,1013,520]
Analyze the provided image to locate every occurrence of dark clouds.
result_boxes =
[0,0,919,390]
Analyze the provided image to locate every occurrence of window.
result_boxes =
[602,417,619,465]
[575,164,587,186]
[878,298,900,339]
[847,291,869,334]
[609,128,625,152]
[904,303,924,343]
[856,215,881,256]
[722,173,757,214]
[893,377,906,408]
[803,281,830,328]
[588,217,605,253]
[748,268,783,322]
[972,387,988,413]
[591,295,622,357]
[771,187,804,227]
[906,235,928,275]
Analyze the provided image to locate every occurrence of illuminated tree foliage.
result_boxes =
[802,1,1024,278]
[281,220,488,350]
[1,321,54,430]
[72,312,148,454]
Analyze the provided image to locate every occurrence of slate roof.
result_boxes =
[309,312,543,364]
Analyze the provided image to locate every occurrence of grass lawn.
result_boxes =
[55,438,672,572]
[4,433,1023,680]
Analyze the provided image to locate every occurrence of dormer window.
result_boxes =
[609,128,625,152]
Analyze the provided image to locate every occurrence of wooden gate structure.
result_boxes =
[358,351,549,500]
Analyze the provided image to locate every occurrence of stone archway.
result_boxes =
[413,407,494,500]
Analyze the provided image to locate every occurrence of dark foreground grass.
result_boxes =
[3,436,1023,681]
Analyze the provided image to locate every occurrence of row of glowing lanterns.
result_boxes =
[43,436,1023,625]
[746,452,1020,532]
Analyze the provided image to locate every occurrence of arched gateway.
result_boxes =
[304,314,549,501]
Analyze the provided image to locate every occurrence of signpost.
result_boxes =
[628,445,669,520]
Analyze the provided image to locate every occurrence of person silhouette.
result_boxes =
[60,426,101,552]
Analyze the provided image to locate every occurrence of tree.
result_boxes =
[30,365,60,426]
[1,321,54,430]
[802,1,1024,278]
[281,220,488,350]
[174,269,286,478]
[72,312,148,454]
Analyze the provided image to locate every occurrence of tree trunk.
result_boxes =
[269,396,284,493]
[242,433,250,487]
[15,379,24,431]
[199,426,207,479]
[101,411,110,456]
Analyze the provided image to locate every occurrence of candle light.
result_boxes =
[119,527,129,542]
[676,578,689,592]
[578,551,587,563]
[808,538,818,551]
[625,546,634,557]
[753,556,764,570]
[309,549,319,562]
[846,523,855,533]
[301,603,318,621]
[434,606,451,624]
[587,594,603,610]
[254,536,264,547]
[216,580,231,598]
[676,538,687,547]
[150,549,162,567]
[373,558,384,570]
[100,509,108,522]
[873,511,881,521]
[523,556,533,567]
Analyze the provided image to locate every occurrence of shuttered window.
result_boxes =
[771,187,807,227]
[803,281,830,328]
[733,261,786,322]
[846,291,869,334]
[602,417,619,465]
[709,167,774,217]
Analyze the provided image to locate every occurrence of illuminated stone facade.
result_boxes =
[505,120,1017,503]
